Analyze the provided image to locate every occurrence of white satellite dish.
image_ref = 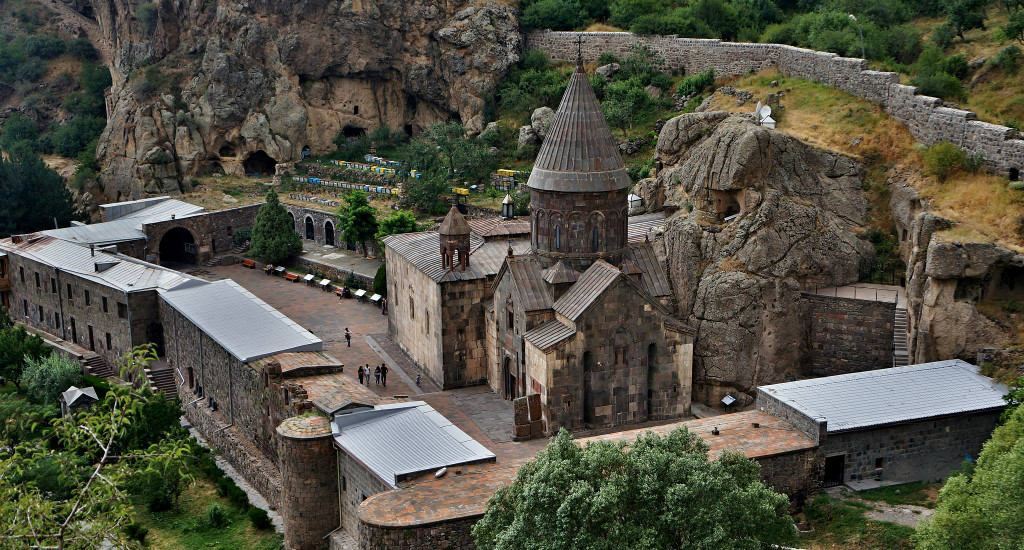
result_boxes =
[754,102,776,129]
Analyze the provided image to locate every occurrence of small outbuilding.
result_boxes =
[60,385,99,417]
[757,359,1007,486]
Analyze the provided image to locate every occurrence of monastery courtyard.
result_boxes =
[200,264,547,463]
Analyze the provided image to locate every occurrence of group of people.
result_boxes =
[357,363,389,386]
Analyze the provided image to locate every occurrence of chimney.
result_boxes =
[90,244,95,257]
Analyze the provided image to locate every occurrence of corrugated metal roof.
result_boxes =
[553,260,622,320]
[759,360,1008,433]
[523,319,576,350]
[505,256,552,311]
[528,68,631,193]
[43,199,204,245]
[384,231,530,283]
[332,401,496,488]
[159,279,322,363]
[0,235,191,292]
[542,260,579,285]
[627,212,667,243]
[60,385,98,406]
[627,243,672,297]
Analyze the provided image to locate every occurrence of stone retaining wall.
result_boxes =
[357,516,477,550]
[803,293,895,377]
[526,31,1024,178]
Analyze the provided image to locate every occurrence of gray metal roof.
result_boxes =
[383,231,531,283]
[527,68,631,193]
[542,260,579,285]
[331,401,496,488]
[759,360,1008,433]
[44,199,203,245]
[60,385,98,406]
[553,260,622,320]
[159,279,322,363]
[0,235,191,292]
[504,256,552,312]
[523,319,577,350]
[627,212,667,243]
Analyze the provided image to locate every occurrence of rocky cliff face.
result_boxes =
[890,170,1023,364]
[643,113,874,403]
[88,0,520,200]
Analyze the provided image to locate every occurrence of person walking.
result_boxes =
[416,374,421,387]
[374,365,381,385]
[344,328,352,347]
[380,364,388,387]
[364,365,371,386]
[357,364,364,384]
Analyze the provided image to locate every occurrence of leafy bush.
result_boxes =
[930,23,956,49]
[248,507,273,530]
[913,72,966,101]
[15,57,46,82]
[67,38,98,61]
[521,0,583,30]
[124,523,148,544]
[20,353,83,405]
[22,35,65,59]
[232,226,252,247]
[130,466,183,511]
[922,142,968,182]
[206,504,229,529]
[940,54,969,79]
[50,116,106,157]
[0,393,58,442]
[597,52,619,66]
[991,45,1021,74]
[677,69,715,97]
[0,113,40,152]
[373,264,387,296]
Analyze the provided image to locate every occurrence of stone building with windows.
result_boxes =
[384,62,695,435]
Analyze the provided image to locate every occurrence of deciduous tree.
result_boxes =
[472,428,797,550]
[338,191,379,257]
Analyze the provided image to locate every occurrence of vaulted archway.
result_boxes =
[159,227,198,266]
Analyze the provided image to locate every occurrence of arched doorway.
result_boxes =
[243,150,277,176]
[503,356,515,400]
[288,212,295,233]
[159,227,198,266]
[324,220,335,246]
[341,125,366,138]
[304,216,315,240]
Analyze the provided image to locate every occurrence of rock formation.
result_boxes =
[87,0,520,199]
[646,113,874,403]
[890,171,1023,363]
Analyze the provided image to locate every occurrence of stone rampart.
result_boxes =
[526,31,1024,178]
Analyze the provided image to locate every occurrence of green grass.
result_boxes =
[857,482,939,508]
[801,494,916,549]
[134,478,282,550]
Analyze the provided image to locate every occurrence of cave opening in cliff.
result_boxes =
[219,144,237,158]
[244,150,277,176]
[711,189,742,222]
[341,125,366,139]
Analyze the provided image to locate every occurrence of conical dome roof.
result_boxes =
[438,206,469,235]
[527,67,631,193]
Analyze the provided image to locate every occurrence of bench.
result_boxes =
[242,259,257,269]
[284,272,300,282]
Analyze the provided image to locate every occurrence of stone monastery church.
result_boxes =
[385,61,695,435]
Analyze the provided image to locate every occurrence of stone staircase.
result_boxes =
[81,353,115,379]
[146,367,179,397]
[893,308,909,367]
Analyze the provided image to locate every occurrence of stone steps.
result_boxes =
[893,308,909,367]
[146,368,178,397]
[82,354,114,378]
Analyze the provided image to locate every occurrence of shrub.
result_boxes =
[991,45,1021,74]
[677,69,715,97]
[22,35,65,59]
[373,264,387,296]
[50,116,106,158]
[597,52,619,66]
[232,226,252,247]
[941,54,969,79]
[248,507,273,530]
[67,38,98,61]
[0,113,40,152]
[0,393,58,441]
[930,23,956,49]
[124,523,148,544]
[206,504,229,529]
[15,58,46,82]
[130,467,182,512]
[520,0,583,31]
[912,72,966,102]
[20,353,83,404]
[922,142,968,182]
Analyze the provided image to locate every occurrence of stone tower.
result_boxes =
[276,415,339,550]
[439,205,470,271]
[527,62,631,270]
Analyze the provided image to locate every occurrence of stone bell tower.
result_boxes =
[439,205,470,271]
[526,47,631,270]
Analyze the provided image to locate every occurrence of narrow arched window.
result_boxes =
[554,225,561,250]
[591,225,600,252]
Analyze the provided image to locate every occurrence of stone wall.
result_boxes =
[756,448,819,500]
[292,256,375,289]
[284,204,380,256]
[526,31,1024,178]
[182,384,283,508]
[144,203,261,265]
[340,451,392,538]
[385,250,446,387]
[276,416,340,550]
[357,516,476,550]
[822,411,1002,483]
[803,293,895,376]
[755,390,826,444]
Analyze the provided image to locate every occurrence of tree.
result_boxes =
[521,0,585,30]
[0,146,75,237]
[0,113,40,152]
[403,175,451,215]
[0,318,48,390]
[1005,10,1024,43]
[338,191,379,257]
[0,386,194,549]
[947,0,989,40]
[914,401,1024,548]
[20,353,83,405]
[249,189,302,264]
[404,122,497,188]
[116,343,158,388]
[376,209,419,243]
[472,428,797,550]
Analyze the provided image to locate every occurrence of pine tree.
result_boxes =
[249,189,302,264]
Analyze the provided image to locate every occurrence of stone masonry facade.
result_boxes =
[357,517,477,550]
[144,203,261,265]
[527,31,1024,179]
[804,294,895,376]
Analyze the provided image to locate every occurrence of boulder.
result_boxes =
[517,125,539,148]
[530,106,555,139]
[595,63,620,80]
